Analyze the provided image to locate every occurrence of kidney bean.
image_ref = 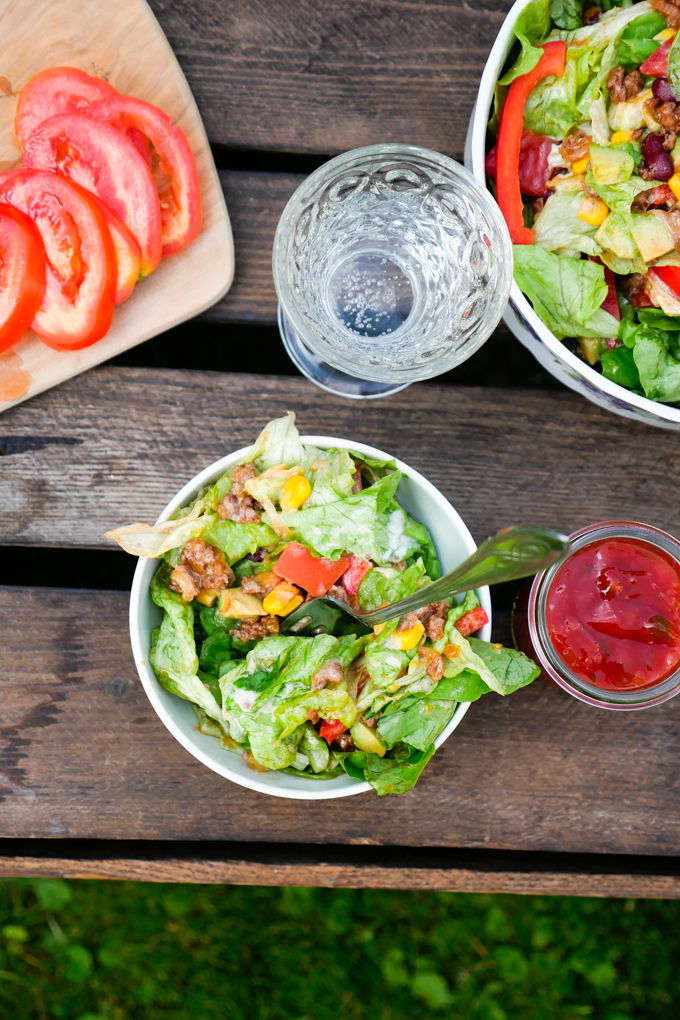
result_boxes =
[653,77,677,104]
[641,132,674,180]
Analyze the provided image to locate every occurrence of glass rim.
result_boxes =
[272,142,513,384]
[527,520,680,711]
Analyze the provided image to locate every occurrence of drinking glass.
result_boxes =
[273,143,512,398]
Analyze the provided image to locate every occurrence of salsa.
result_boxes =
[546,537,680,691]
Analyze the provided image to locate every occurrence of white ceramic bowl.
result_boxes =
[129,436,491,800]
[465,0,680,431]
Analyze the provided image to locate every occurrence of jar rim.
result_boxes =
[527,520,680,711]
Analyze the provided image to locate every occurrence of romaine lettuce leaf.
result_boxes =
[375,506,441,575]
[299,721,331,773]
[533,189,602,256]
[498,0,551,86]
[632,324,680,401]
[279,471,401,562]
[616,10,665,67]
[550,0,583,32]
[149,571,222,722]
[377,695,456,751]
[200,513,278,564]
[243,411,306,471]
[513,245,619,339]
[305,448,357,506]
[344,744,437,795]
[357,558,426,612]
[468,638,541,694]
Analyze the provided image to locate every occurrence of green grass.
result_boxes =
[1,879,679,1019]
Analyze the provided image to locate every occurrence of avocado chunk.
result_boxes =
[630,213,674,262]
[589,143,634,186]
[350,720,387,757]
[595,212,639,259]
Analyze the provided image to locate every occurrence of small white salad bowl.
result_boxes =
[129,436,492,800]
[465,0,680,430]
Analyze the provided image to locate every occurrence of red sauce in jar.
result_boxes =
[546,538,680,690]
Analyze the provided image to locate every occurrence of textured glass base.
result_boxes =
[278,306,410,400]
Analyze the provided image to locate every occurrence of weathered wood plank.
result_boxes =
[4,853,680,899]
[2,585,680,856]
[208,171,303,323]
[1,367,680,549]
[148,0,508,158]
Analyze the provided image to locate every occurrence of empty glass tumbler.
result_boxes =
[273,143,512,398]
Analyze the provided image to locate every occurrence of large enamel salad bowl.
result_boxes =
[129,437,492,800]
[466,0,680,430]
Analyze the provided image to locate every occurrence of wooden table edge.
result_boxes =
[3,844,680,899]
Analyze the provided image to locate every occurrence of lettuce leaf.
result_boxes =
[533,189,602,256]
[243,411,306,471]
[357,558,426,612]
[200,514,278,564]
[616,11,665,67]
[149,570,222,722]
[513,245,619,339]
[377,695,456,751]
[280,471,401,562]
[468,638,541,694]
[632,324,680,401]
[498,0,551,86]
[344,744,437,795]
[550,0,583,32]
[304,447,357,506]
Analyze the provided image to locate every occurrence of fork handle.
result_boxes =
[359,524,570,626]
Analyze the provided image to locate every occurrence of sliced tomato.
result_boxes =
[0,204,46,354]
[319,719,347,745]
[15,67,118,149]
[342,554,373,598]
[273,542,350,597]
[649,265,680,298]
[455,606,489,638]
[88,193,141,304]
[640,37,674,77]
[87,95,202,256]
[0,170,116,349]
[22,112,162,276]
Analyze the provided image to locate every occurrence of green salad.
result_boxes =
[107,414,540,796]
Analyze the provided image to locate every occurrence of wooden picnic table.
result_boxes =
[3,0,680,898]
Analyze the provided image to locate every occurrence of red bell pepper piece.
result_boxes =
[589,256,620,321]
[649,265,680,299]
[342,554,373,597]
[640,37,674,77]
[455,606,489,638]
[319,719,348,745]
[496,41,567,245]
[273,541,349,597]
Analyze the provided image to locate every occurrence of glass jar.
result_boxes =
[512,520,680,711]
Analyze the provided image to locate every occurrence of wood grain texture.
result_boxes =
[1,368,680,549]
[148,0,510,158]
[0,0,233,414]
[2,584,680,856]
[5,855,680,898]
[208,171,304,323]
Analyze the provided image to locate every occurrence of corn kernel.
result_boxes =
[668,175,680,203]
[571,156,590,175]
[195,588,220,606]
[262,581,304,616]
[279,474,312,511]
[578,195,609,227]
[655,28,677,41]
[610,130,632,146]
[391,620,425,650]
[373,622,387,635]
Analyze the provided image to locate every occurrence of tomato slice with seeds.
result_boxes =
[0,170,116,350]
[15,66,118,149]
[88,193,141,304]
[87,95,202,256]
[22,111,162,276]
[0,203,46,354]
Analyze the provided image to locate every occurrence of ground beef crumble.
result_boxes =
[217,463,263,523]
[559,130,592,163]
[230,616,280,641]
[606,66,643,104]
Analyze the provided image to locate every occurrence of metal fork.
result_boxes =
[280,524,569,637]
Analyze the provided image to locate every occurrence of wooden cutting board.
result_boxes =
[0,0,234,413]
